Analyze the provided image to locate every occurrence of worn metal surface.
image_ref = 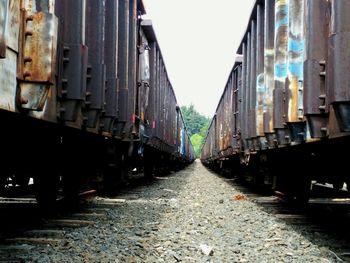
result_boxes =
[85,0,105,128]
[0,49,16,111]
[256,4,265,140]
[263,0,275,134]
[274,0,288,129]
[245,32,251,144]
[240,42,247,151]
[287,0,304,123]
[0,0,8,58]
[7,0,20,52]
[303,0,329,138]
[138,24,150,124]
[116,0,129,135]
[249,20,257,144]
[18,2,58,111]
[103,0,118,133]
[55,0,88,122]
[23,0,55,13]
[127,0,137,137]
[328,0,350,132]
[18,10,57,83]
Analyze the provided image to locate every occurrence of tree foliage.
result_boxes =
[181,104,210,158]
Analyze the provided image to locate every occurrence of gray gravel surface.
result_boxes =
[4,160,345,262]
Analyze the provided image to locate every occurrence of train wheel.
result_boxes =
[11,175,30,187]
[34,173,59,210]
[294,178,311,205]
[332,180,344,190]
[144,162,154,180]
[62,173,81,208]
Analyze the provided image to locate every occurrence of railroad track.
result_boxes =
[226,178,350,262]
[0,189,100,263]
[0,172,158,262]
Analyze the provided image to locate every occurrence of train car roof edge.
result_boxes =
[237,0,262,54]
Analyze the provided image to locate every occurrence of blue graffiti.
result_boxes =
[288,38,304,53]
[288,62,304,78]
[275,63,287,78]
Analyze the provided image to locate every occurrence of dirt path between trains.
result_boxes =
[4,160,342,262]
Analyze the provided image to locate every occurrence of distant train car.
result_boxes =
[201,0,350,202]
[0,0,194,206]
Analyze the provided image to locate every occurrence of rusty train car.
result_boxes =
[0,0,195,205]
[201,0,350,202]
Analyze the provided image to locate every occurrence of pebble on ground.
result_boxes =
[13,160,343,262]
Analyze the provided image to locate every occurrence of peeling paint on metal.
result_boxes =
[263,0,275,134]
[0,0,9,58]
[19,83,50,110]
[274,0,289,128]
[20,11,57,83]
[287,0,304,122]
[0,48,16,111]
[8,0,20,52]
[256,73,265,135]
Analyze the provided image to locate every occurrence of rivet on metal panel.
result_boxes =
[23,57,32,63]
[25,30,33,37]
[20,97,29,105]
[26,15,34,22]
[23,72,32,78]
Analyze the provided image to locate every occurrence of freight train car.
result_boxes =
[0,0,194,206]
[201,0,350,202]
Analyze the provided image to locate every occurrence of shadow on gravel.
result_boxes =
[202,163,350,262]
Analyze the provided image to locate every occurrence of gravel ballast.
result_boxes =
[7,160,343,262]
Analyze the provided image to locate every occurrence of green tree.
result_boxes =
[190,133,203,158]
[181,104,210,137]
[181,104,210,157]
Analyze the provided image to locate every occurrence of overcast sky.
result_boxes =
[142,0,256,118]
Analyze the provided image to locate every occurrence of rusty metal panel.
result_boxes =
[0,0,9,58]
[287,0,304,123]
[155,48,160,138]
[18,11,57,83]
[274,0,288,129]
[273,0,291,145]
[85,0,106,128]
[0,48,16,111]
[23,0,55,13]
[303,0,329,138]
[18,0,59,119]
[328,0,350,131]
[263,0,275,134]
[103,0,119,133]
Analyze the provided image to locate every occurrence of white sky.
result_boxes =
[142,0,256,118]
